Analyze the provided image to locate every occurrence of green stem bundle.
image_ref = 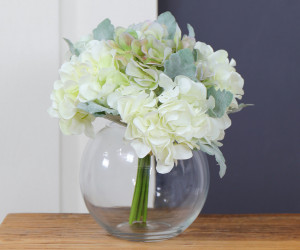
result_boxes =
[129,154,151,225]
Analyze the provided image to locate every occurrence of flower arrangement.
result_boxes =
[49,12,248,225]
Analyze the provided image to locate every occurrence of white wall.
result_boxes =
[0,0,60,222]
[0,0,157,222]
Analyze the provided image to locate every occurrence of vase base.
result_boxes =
[108,221,182,242]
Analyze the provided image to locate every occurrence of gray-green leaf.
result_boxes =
[187,23,195,37]
[207,87,233,118]
[198,142,227,178]
[157,11,177,40]
[227,103,254,114]
[93,18,115,41]
[63,38,80,56]
[103,114,126,127]
[77,101,118,116]
[164,48,196,80]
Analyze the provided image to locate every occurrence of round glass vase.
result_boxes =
[80,123,209,242]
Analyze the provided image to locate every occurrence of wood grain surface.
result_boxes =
[0,213,300,249]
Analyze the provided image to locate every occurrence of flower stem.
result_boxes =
[143,156,150,223]
[129,154,151,225]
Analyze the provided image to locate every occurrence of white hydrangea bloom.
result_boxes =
[48,40,129,136]
[194,42,244,107]
[111,84,192,173]
[59,112,95,137]
[124,107,193,174]
[48,65,95,136]
[158,74,232,148]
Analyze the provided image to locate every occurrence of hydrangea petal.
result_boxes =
[131,140,151,158]
[156,162,174,174]
[173,144,193,160]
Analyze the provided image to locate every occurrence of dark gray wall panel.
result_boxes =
[159,0,300,213]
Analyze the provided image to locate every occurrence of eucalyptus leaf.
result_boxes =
[187,23,195,37]
[207,87,233,118]
[227,103,254,114]
[77,101,119,116]
[63,38,80,56]
[157,11,177,40]
[198,142,227,178]
[93,18,115,41]
[164,48,196,80]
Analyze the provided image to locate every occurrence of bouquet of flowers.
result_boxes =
[49,12,248,224]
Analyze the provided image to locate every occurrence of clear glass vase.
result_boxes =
[80,123,209,242]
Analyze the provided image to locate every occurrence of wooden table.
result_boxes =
[0,213,299,249]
